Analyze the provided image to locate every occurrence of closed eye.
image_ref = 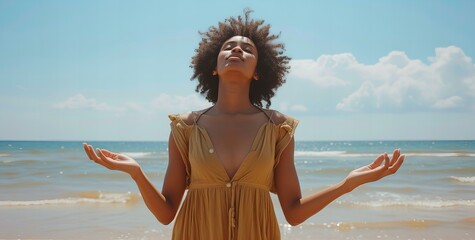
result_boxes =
[243,47,253,53]
[222,43,255,53]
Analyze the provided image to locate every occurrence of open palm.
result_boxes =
[83,143,141,176]
[345,149,405,191]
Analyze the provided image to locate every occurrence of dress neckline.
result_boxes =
[193,105,274,125]
[196,121,270,181]
[188,105,274,180]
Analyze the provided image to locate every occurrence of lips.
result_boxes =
[226,54,244,61]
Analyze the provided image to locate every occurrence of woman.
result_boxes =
[83,10,404,240]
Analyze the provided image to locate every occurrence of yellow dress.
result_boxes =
[169,110,298,240]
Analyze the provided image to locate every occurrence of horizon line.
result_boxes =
[1,139,474,142]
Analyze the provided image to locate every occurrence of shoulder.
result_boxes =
[169,112,194,126]
[262,109,296,125]
[169,108,211,126]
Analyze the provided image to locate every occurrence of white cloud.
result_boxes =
[53,94,124,112]
[290,46,475,112]
[277,102,308,112]
[150,93,211,112]
[290,54,356,87]
[336,81,375,111]
[290,104,308,112]
[53,93,210,113]
[125,102,145,112]
[432,96,463,109]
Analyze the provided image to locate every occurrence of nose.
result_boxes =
[231,45,243,53]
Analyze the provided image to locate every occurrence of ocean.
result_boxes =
[0,140,474,239]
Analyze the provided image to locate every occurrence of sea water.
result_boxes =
[0,140,474,239]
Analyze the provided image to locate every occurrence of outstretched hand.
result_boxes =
[344,149,405,191]
[83,143,142,177]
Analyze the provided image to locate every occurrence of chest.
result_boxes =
[198,116,268,178]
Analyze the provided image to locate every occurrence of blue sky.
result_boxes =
[1,0,474,141]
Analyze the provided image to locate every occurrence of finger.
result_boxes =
[83,143,91,160]
[84,143,95,161]
[373,153,391,174]
[384,152,390,170]
[388,154,405,174]
[97,148,114,170]
[368,153,386,169]
[390,149,400,166]
[86,144,96,161]
[100,149,117,158]
[85,145,111,170]
[88,145,103,163]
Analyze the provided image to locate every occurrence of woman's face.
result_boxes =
[216,36,258,81]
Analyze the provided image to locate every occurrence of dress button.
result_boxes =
[226,182,232,188]
[209,148,214,154]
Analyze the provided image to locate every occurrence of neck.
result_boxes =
[212,77,258,115]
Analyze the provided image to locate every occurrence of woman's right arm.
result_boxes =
[83,133,187,225]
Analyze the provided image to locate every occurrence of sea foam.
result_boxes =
[120,152,154,158]
[0,192,139,207]
[294,151,475,158]
[449,176,475,183]
[341,199,475,208]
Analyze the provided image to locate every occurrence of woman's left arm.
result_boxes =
[275,139,405,226]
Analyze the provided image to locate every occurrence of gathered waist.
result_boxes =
[188,181,270,191]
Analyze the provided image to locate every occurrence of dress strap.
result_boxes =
[194,106,213,124]
[268,110,275,124]
[255,106,275,124]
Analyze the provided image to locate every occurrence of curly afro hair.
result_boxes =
[190,9,291,109]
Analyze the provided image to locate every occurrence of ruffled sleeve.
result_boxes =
[169,114,192,188]
[270,115,299,193]
[275,116,299,166]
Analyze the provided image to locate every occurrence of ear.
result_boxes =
[253,73,259,80]
[212,70,217,76]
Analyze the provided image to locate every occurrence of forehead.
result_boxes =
[222,36,256,47]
